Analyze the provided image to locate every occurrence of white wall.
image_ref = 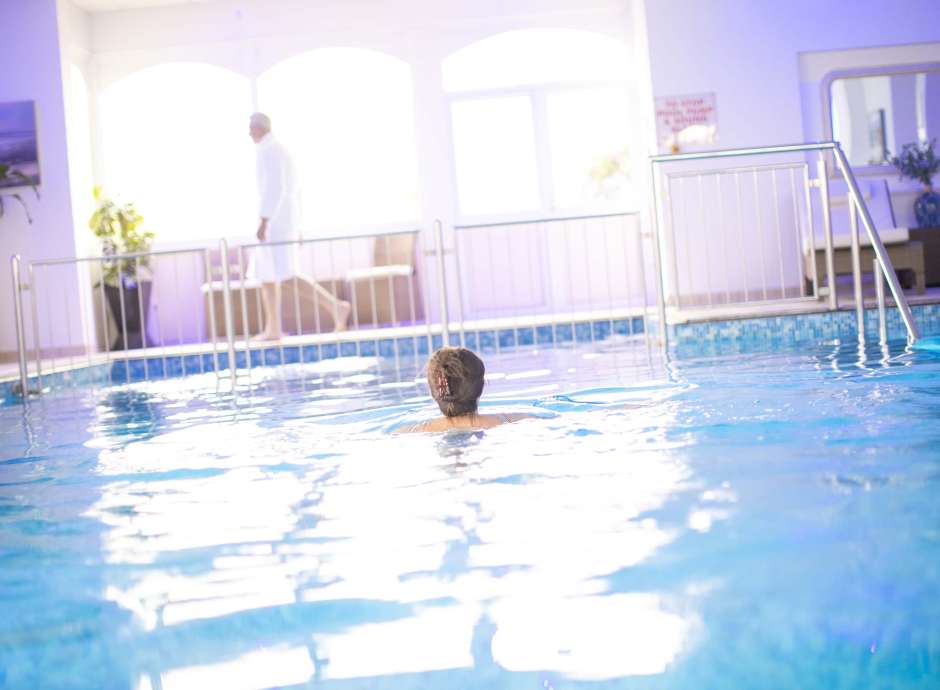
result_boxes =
[0,0,84,357]
[635,0,940,305]
[639,0,940,153]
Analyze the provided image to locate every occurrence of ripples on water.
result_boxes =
[0,339,939,689]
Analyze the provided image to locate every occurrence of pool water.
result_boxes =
[1,339,938,689]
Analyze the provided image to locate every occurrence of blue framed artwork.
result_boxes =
[0,101,40,189]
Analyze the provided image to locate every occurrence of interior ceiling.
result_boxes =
[71,0,215,12]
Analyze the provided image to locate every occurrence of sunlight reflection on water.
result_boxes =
[3,339,940,689]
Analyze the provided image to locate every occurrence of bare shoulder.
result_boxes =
[393,419,447,434]
[475,412,535,428]
[393,413,535,434]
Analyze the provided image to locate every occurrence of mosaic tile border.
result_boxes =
[1,318,646,403]
[667,303,940,349]
[4,305,939,404]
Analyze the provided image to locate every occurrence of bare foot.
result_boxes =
[252,331,282,342]
[333,300,352,332]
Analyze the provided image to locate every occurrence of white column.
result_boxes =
[409,36,460,325]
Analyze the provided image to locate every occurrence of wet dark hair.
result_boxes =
[427,347,485,417]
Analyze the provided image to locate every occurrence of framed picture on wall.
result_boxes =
[0,100,40,189]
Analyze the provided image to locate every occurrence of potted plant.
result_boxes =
[0,163,39,223]
[89,186,155,350]
[890,139,940,228]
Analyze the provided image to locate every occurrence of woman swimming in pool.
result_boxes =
[396,347,530,433]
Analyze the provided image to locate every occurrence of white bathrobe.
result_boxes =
[250,133,301,283]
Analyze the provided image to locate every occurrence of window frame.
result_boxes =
[821,61,940,176]
[255,47,423,237]
[97,61,257,247]
[447,80,636,225]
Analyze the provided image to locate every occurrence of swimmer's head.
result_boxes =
[427,347,485,417]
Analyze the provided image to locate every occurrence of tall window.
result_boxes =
[257,48,421,234]
[99,63,255,244]
[443,29,635,220]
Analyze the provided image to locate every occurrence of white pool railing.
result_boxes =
[648,141,919,345]
[8,140,922,400]
[9,228,436,396]
[9,213,655,398]
[451,212,650,353]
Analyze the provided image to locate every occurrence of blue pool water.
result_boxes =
[1,338,939,689]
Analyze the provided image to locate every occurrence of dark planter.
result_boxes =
[914,187,940,228]
[104,279,153,350]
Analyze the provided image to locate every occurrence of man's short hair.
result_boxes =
[250,112,272,131]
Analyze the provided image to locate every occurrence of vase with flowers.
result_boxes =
[890,139,940,228]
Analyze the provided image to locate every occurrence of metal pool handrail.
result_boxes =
[450,211,651,355]
[648,141,920,346]
[454,210,640,231]
[11,246,222,398]
[9,227,433,400]
[220,228,427,386]
[10,214,649,402]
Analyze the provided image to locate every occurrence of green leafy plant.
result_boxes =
[0,163,40,223]
[89,186,154,286]
[890,139,940,188]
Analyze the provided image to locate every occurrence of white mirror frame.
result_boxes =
[821,61,940,176]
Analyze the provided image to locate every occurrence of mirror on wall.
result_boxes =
[830,68,940,167]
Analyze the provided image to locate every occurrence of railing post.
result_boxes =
[833,144,919,342]
[816,158,837,310]
[27,263,42,388]
[452,228,467,348]
[218,238,238,390]
[848,195,865,343]
[874,259,887,344]
[648,160,669,348]
[433,219,450,347]
[10,255,30,399]
[202,248,221,376]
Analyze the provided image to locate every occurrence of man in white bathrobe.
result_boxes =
[248,113,350,340]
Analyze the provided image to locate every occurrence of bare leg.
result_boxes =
[296,276,351,332]
[312,282,351,332]
[256,281,283,340]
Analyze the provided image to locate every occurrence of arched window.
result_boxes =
[98,63,255,243]
[443,29,635,219]
[257,48,420,233]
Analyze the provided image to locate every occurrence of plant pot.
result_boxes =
[104,279,153,350]
[914,187,940,228]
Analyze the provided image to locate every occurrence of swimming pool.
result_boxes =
[1,337,938,688]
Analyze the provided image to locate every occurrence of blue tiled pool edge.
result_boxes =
[4,305,940,403]
[667,302,940,349]
[1,318,646,403]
